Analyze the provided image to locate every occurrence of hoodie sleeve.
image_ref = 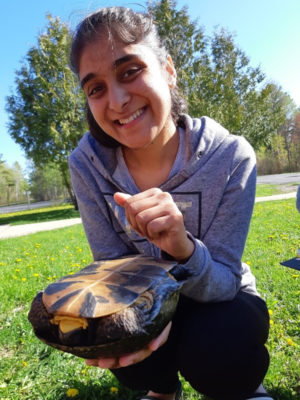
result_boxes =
[170,136,257,303]
[69,152,136,261]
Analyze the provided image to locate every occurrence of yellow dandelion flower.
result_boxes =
[268,310,273,316]
[81,369,86,375]
[270,319,274,325]
[15,268,20,273]
[287,338,294,346]
[292,274,298,278]
[22,361,28,367]
[110,387,119,394]
[33,273,39,277]
[13,275,18,280]
[35,243,40,248]
[16,258,22,263]
[66,388,79,397]
[0,262,5,266]
[50,257,55,261]
[25,252,30,256]
[21,277,27,282]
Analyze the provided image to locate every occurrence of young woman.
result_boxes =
[68,7,272,400]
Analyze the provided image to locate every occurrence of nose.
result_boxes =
[108,82,130,112]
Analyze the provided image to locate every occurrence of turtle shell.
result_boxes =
[28,255,181,359]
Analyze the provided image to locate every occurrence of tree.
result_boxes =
[29,162,68,201]
[0,157,28,205]
[6,15,86,206]
[148,0,287,149]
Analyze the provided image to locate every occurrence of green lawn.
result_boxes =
[0,205,80,226]
[0,199,299,399]
[255,183,298,197]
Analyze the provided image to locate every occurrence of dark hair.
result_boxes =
[70,6,186,147]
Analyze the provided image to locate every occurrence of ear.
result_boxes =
[165,55,177,89]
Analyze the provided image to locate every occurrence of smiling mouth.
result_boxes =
[116,107,145,125]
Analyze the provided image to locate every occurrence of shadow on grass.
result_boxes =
[0,208,80,226]
[268,386,299,400]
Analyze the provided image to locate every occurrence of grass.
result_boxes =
[0,205,80,226]
[0,199,299,399]
[255,183,298,197]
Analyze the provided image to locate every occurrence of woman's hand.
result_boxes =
[114,188,194,262]
[85,321,172,369]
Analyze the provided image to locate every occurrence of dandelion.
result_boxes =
[15,268,20,273]
[22,361,28,367]
[268,310,273,316]
[35,243,40,248]
[66,388,79,397]
[16,259,22,263]
[270,319,274,325]
[110,387,119,394]
[21,277,27,282]
[50,257,55,261]
[287,338,295,346]
[0,262,5,266]
[33,273,39,277]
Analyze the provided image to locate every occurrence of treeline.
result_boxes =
[4,0,299,205]
[0,155,68,206]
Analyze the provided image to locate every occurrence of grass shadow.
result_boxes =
[0,207,80,226]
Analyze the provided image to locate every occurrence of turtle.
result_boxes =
[28,255,182,359]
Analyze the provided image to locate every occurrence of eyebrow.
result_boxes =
[80,54,140,89]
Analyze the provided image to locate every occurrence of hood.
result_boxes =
[73,115,230,192]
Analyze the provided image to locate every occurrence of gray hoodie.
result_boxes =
[69,115,259,303]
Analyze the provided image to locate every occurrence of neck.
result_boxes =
[122,124,179,190]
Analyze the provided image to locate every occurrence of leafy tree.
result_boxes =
[0,157,28,205]
[148,0,287,149]
[6,15,86,206]
[29,162,68,201]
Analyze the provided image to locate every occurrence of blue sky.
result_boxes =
[1,0,300,174]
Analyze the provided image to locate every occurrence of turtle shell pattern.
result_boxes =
[42,255,178,319]
[29,255,181,358]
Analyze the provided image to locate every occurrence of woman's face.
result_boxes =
[78,37,177,151]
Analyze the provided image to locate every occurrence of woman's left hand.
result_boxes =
[114,188,194,262]
[85,321,172,369]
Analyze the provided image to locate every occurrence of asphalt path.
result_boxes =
[257,172,300,185]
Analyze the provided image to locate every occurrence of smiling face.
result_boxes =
[78,37,177,151]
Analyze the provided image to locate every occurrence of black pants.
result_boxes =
[111,291,270,400]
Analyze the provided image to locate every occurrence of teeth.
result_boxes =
[118,108,143,125]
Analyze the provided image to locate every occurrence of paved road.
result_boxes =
[0,200,57,214]
[257,172,300,185]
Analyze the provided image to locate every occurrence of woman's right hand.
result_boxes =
[114,189,194,262]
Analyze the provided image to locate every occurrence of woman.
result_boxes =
[69,6,272,400]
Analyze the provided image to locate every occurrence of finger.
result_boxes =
[97,357,120,369]
[118,348,152,368]
[114,192,132,207]
[148,321,172,352]
[85,359,99,367]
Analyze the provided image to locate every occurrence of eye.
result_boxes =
[120,65,144,81]
[87,83,105,98]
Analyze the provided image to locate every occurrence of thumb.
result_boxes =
[114,192,132,207]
